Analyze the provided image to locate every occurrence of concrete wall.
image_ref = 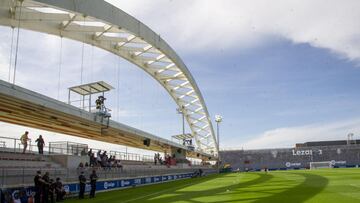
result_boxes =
[50,155,89,169]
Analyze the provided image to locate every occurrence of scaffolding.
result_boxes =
[68,81,114,130]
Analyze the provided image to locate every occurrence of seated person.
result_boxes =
[78,162,84,168]
[115,160,123,170]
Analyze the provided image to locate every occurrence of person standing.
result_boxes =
[89,170,98,198]
[42,172,50,203]
[49,179,56,203]
[35,135,45,154]
[154,153,157,165]
[20,131,29,154]
[34,171,43,203]
[55,177,66,201]
[78,171,86,199]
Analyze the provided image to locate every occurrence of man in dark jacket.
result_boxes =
[55,177,66,201]
[49,179,56,203]
[35,135,45,154]
[42,172,50,203]
[34,170,43,203]
[89,170,98,198]
[78,171,86,199]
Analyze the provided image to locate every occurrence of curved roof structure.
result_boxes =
[0,0,218,155]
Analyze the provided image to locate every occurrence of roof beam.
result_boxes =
[60,13,76,30]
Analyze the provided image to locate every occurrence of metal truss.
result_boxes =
[0,0,218,156]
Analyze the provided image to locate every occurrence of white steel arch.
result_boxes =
[0,0,218,155]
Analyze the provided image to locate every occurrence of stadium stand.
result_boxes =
[220,140,360,171]
[0,136,216,190]
[0,152,62,168]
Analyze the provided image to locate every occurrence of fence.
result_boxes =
[0,166,217,188]
[0,136,33,153]
[0,136,204,165]
[48,141,88,156]
[0,137,155,162]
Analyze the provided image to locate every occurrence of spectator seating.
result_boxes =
[0,151,62,168]
[221,144,360,171]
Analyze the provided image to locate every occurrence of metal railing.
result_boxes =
[0,136,206,165]
[0,136,154,162]
[0,136,33,153]
[0,166,217,188]
[49,141,88,156]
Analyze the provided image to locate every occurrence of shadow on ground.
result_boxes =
[138,173,274,203]
[67,172,329,203]
[219,172,329,203]
[252,172,329,203]
[138,172,328,203]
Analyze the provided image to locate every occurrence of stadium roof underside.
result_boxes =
[0,80,214,160]
[0,0,218,156]
[69,81,114,96]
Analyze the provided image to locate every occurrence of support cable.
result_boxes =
[116,57,120,122]
[80,16,86,109]
[90,45,94,82]
[8,27,14,82]
[57,37,63,100]
[13,0,23,84]
[140,69,144,129]
[80,42,85,85]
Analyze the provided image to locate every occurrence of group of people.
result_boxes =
[34,170,98,202]
[182,139,193,146]
[78,170,98,199]
[33,171,66,203]
[83,149,123,170]
[20,131,45,154]
[154,153,176,166]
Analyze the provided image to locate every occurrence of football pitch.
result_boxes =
[65,168,360,203]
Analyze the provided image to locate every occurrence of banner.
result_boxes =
[0,173,194,203]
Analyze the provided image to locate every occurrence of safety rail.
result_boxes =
[48,141,88,156]
[0,136,204,165]
[0,136,32,153]
[0,166,216,188]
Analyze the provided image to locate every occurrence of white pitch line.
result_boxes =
[350,184,360,188]
[121,182,196,203]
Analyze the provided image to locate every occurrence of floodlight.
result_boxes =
[215,115,223,123]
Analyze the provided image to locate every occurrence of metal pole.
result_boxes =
[217,122,220,156]
[125,147,128,160]
[13,138,16,152]
[182,111,185,135]
[68,89,70,104]
[216,121,220,171]
[89,92,91,112]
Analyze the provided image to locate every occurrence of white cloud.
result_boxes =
[226,118,360,150]
[107,0,360,62]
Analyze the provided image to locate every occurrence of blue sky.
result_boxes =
[0,0,360,150]
[187,39,360,147]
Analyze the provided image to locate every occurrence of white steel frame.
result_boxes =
[0,0,218,155]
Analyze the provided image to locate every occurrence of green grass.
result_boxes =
[65,168,360,203]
